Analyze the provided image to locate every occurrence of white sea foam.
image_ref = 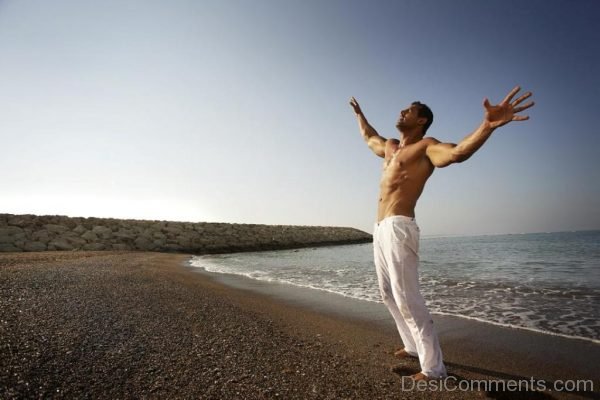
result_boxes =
[429,311,600,345]
[189,231,600,344]
[192,258,600,344]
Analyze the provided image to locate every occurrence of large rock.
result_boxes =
[48,239,73,251]
[23,242,47,252]
[0,243,21,252]
[163,225,184,235]
[177,236,193,248]
[153,238,167,247]
[134,237,154,251]
[32,230,51,243]
[153,231,167,240]
[81,231,99,241]
[7,215,33,227]
[152,222,167,231]
[0,226,25,237]
[57,232,87,246]
[73,225,87,234]
[83,243,106,251]
[0,227,26,244]
[0,234,13,245]
[92,226,112,239]
[44,224,69,234]
[114,231,136,241]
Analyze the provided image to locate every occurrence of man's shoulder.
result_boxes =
[421,136,441,145]
[384,138,400,150]
[410,137,440,152]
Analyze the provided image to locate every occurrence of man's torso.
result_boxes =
[377,138,435,222]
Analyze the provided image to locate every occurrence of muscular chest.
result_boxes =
[383,145,421,172]
[381,142,432,184]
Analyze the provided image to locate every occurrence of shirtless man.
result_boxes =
[349,86,534,380]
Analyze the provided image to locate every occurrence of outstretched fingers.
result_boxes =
[512,91,532,106]
[513,101,535,113]
[503,86,535,122]
[502,86,521,104]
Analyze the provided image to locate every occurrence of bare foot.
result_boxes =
[394,348,416,359]
[410,372,430,381]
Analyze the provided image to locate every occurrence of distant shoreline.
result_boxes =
[422,229,600,239]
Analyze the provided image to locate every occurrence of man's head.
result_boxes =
[396,101,434,135]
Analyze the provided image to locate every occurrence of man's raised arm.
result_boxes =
[426,86,535,168]
[349,97,386,158]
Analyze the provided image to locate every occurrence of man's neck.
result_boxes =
[398,128,424,147]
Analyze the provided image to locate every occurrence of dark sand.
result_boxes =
[1,251,598,399]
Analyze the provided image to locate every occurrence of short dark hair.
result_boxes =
[412,101,433,134]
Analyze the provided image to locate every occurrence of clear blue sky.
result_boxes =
[1,0,598,235]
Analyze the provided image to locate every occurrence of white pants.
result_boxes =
[373,216,447,378]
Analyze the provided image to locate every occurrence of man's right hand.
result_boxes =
[349,96,362,115]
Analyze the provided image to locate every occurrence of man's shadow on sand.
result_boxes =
[390,362,599,400]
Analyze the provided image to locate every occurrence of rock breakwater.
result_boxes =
[0,214,371,254]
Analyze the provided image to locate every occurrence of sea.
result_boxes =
[190,230,600,344]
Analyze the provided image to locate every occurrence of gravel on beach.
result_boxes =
[1,251,555,399]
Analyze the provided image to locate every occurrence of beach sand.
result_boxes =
[1,251,597,399]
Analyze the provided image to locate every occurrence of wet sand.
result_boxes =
[1,251,598,399]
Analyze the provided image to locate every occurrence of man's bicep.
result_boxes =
[426,141,458,168]
[367,135,387,158]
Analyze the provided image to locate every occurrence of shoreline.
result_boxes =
[430,311,600,346]
[188,253,600,346]
[2,251,598,399]
[184,258,600,385]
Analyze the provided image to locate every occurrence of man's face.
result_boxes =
[396,104,423,131]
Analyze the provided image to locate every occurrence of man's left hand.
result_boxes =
[483,86,535,129]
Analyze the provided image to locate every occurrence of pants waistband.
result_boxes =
[374,215,416,228]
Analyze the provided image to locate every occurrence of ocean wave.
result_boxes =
[190,230,600,343]
[189,256,599,344]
